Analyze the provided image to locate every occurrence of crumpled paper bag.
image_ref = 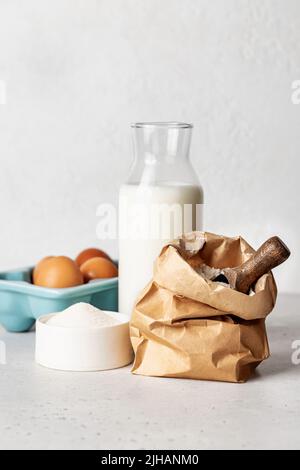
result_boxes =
[130,231,277,383]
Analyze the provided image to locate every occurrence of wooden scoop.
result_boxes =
[213,236,290,294]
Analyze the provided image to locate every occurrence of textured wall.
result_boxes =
[0,0,299,292]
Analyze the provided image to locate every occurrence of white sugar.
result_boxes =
[47,302,120,328]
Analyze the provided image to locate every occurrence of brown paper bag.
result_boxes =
[130,232,277,383]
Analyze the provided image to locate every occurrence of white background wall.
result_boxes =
[0,0,299,293]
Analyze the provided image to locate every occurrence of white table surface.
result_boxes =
[0,293,299,450]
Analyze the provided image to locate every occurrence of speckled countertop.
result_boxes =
[0,293,299,450]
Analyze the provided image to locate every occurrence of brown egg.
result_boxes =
[33,256,84,288]
[33,256,54,283]
[80,257,118,282]
[75,247,110,267]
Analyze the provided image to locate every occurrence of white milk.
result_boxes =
[118,183,203,316]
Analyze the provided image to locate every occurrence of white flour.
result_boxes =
[47,302,120,328]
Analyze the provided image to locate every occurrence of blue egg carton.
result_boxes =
[0,266,118,332]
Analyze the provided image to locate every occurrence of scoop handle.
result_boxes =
[235,236,290,294]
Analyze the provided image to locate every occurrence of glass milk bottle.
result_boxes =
[119,122,204,316]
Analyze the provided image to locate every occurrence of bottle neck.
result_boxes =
[132,122,192,165]
[127,123,198,186]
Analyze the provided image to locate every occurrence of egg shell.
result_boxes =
[33,256,84,288]
[80,257,118,282]
[75,248,110,267]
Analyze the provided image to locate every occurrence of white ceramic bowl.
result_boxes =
[35,311,133,371]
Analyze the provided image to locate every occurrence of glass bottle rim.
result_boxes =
[131,121,193,129]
